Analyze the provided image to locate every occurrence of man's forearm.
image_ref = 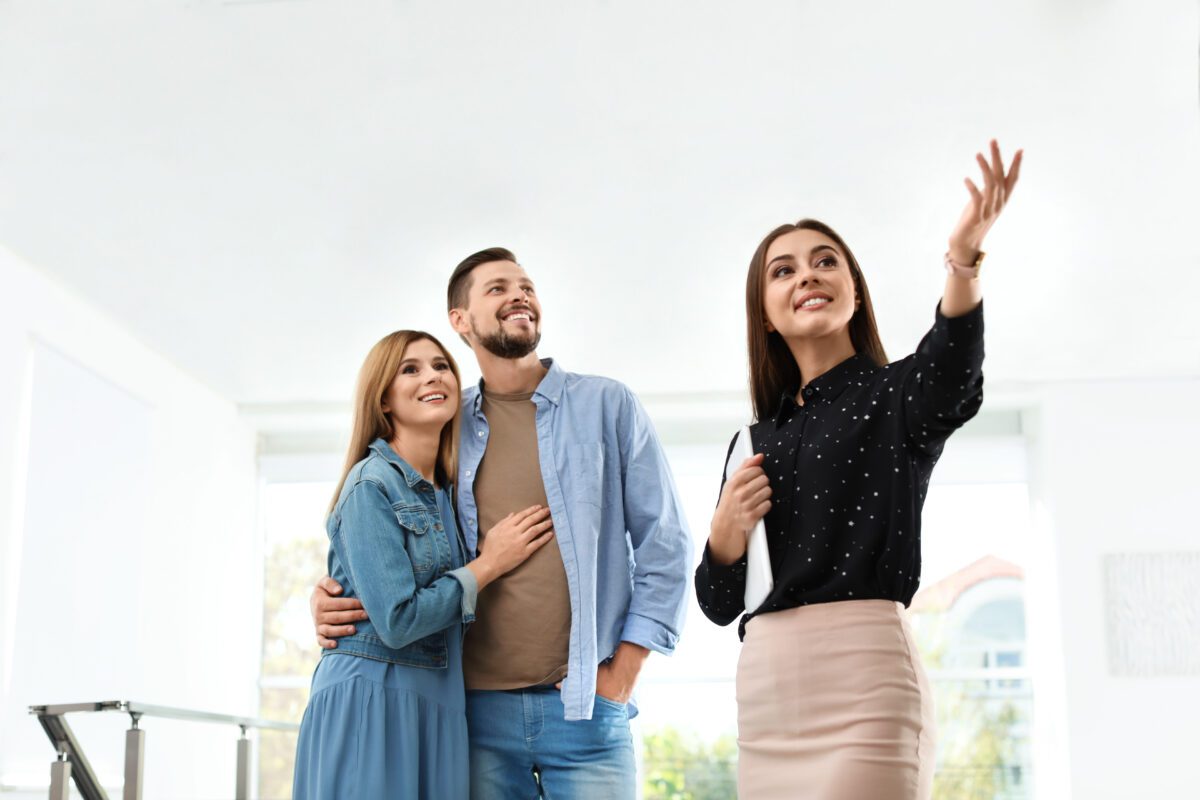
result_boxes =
[595,640,651,703]
[610,641,650,682]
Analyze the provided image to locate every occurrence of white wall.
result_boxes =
[0,245,260,798]
[1027,380,1200,799]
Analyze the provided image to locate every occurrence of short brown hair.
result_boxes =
[745,219,888,421]
[447,247,519,312]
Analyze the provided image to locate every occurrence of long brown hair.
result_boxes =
[329,330,462,512]
[745,219,888,421]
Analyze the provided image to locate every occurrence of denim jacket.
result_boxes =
[324,438,477,668]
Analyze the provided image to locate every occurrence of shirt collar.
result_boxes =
[368,438,428,488]
[532,358,565,405]
[772,353,873,428]
[473,358,563,413]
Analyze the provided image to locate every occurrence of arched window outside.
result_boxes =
[912,569,1033,799]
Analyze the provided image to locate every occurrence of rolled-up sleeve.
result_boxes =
[446,565,478,622]
[617,388,693,655]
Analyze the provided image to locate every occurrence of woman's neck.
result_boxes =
[389,426,442,484]
[785,331,856,400]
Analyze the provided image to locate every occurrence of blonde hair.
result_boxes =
[329,330,462,513]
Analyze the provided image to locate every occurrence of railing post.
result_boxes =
[123,713,145,800]
[31,700,295,799]
[235,725,250,800]
[49,752,72,800]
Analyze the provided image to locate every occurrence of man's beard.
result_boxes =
[471,315,541,359]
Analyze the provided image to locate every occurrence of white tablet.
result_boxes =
[725,426,774,612]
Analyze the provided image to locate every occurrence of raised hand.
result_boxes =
[949,139,1023,263]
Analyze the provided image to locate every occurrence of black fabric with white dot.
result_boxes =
[695,302,985,639]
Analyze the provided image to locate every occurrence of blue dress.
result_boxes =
[293,486,469,800]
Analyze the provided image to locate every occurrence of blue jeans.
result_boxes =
[466,687,636,800]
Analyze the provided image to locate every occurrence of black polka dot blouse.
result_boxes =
[695,301,985,639]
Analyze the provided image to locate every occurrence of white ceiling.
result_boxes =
[2,0,1198,406]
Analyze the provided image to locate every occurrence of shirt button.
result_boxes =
[470,518,476,527]
[803,387,815,399]
[477,430,484,437]
[465,470,472,477]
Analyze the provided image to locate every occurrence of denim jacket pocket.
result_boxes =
[410,629,449,668]
[393,502,435,574]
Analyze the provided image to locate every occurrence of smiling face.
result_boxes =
[380,337,460,433]
[449,259,543,359]
[761,228,859,343]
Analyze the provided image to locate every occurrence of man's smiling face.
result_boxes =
[455,259,542,359]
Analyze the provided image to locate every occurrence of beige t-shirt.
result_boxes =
[462,388,572,689]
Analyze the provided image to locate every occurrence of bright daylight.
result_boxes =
[1,2,1198,799]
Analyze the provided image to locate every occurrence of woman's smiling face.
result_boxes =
[762,228,858,342]
[380,337,460,432]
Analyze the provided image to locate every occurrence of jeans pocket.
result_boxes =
[593,693,629,714]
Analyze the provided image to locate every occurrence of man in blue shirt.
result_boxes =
[311,247,692,798]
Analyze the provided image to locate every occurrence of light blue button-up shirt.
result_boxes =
[457,359,692,721]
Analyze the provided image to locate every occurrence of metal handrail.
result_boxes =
[28,700,299,800]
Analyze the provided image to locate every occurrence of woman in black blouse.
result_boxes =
[696,140,1022,799]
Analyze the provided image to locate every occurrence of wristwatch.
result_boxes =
[944,250,985,279]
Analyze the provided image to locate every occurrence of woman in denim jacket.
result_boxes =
[293,330,554,800]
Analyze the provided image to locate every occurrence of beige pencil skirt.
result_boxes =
[736,600,936,800]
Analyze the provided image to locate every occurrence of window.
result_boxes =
[636,442,741,799]
[255,426,1036,800]
[911,482,1035,800]
[257,473,336,800]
